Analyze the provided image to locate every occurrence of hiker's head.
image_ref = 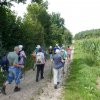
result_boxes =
[56,44,58,47]
[49,46,52,49]
[61,49,64,52]
[14,46,19,54]
[55,49,60,54]
[68,46,70,48]
[37,45,41,49]
[38,48,42,52]
[19,45,23,51]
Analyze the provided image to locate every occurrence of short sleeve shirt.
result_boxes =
[53,54,62,66]
[7,52,18,66]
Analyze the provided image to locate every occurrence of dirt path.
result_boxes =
[0,47,74,100]
[35,47,74,100]
[36,62,69,100]
[0,60,68,100]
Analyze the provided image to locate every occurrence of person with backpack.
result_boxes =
[53,44,60,54]
[60,49,67,75]
[18,45,26,65]
[1,46,24,95]
[31,45,41,71]
[18,45,26,78]
[52,49,64,89]
[34,45,41,54]
[36,48,45,82]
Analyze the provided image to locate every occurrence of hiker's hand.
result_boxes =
[51,59,53,62]
[21,65,24,68]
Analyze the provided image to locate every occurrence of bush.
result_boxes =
[0,70,7,87]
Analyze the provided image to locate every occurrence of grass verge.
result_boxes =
[63,44,100,100]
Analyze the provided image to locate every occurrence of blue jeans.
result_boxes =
[7,66,21,85]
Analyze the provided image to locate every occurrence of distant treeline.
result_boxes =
[74,29,100,40]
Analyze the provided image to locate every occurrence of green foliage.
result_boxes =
[74,29,100,40]
[0,0,26,7]
[0,6,25,51]
[23,3,72,47]
[78,38,100,65]
[63,40,100,100]
[32,0,43,4]
[0,71,7,87]
[24,55,34,71]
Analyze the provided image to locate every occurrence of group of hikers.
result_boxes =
[0,44,72,95]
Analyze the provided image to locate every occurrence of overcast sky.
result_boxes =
[11,0,100,35]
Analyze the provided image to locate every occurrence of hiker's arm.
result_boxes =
[13,56,24,68]
[22,51,27,58]
[13,64,23,67]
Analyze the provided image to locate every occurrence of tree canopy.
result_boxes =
[0,0,72,55]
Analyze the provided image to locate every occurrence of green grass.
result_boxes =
[63,44,100,100]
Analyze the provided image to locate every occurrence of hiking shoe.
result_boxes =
[36,79,38,82]
[57,82,60,85]
[41,77,44,79]
[14,87,21,92]
[54,85,57,89]
[1,86,6,95]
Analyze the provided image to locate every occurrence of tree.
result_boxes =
[0,0,26,7]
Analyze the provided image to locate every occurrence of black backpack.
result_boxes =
[0,54,9,72]
[18,50,22,61]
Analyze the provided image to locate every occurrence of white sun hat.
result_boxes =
[37,45,41,49]
[56,44,58,46]
[19,45,23,50]
[55,49,60,54]
[49,46,52,48]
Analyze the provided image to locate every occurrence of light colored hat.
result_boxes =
[56,44,58,46]
[37,45,41,49]
[49,46,52,48]
[19,45,23,50]
[55,49,60,54]
[61,49,64,52]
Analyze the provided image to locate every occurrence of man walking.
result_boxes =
[1,46,24,95]
[52,49,64,89]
